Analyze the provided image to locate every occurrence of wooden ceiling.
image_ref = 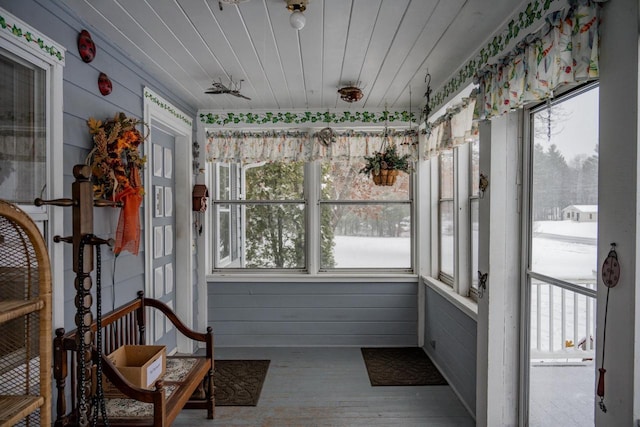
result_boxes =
[61,0,526,113]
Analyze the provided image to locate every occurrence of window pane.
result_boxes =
[218,206,230,261]
[243,203,306,268]
[246,161,304,200]
[470,138,480,197]
[439,200,454,277]
[321,204,411,269]
[439,150,454,199]
[321,161,409,201]
[471,198,479,289]
[530,86,598,286]
[218,165,230,200]
[0,49,46,204]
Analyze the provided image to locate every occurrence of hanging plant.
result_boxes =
[86,112,148,255]
[359,142,411,186]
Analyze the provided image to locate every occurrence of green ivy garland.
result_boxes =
[200,110,416,126]
[0,14,64,61]
[144,90,192,126]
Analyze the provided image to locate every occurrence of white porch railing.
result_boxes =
[530,280,596,360]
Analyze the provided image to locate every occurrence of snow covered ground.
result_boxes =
[532,220,597,281]
[332,220,598,277]
[533,220,597,239]
[332,235,411,268]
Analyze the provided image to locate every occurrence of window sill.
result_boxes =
[422,276,478,321]
[207,273,419,283]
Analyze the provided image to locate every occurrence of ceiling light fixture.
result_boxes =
[285,0,308,30]
[338,85,364,103]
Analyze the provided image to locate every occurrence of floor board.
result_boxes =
[173,347,475,427]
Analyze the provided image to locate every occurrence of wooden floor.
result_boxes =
[173,347,475,427]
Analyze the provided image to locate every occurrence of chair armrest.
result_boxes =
[143,298,213,343]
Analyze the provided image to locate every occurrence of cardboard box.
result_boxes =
[96,345,166,397]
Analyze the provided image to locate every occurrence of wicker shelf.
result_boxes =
[0,395,45,425]
[0,200,52,426]
[0,299,44,324]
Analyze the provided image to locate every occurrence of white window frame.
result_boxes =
[432,140,477,298]
[469,137,480,297]
[438,149,455,285]
[0,7,65,328]
[207,159,415,274]
[215,163,232,267]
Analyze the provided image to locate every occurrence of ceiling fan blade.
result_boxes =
[233,92,251,100]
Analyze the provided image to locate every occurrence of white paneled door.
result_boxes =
[150,126,177,351]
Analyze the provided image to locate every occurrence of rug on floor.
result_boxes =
[361,347,448,386]
[214,359,270,406]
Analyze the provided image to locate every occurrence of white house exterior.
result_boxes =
[562,205,598,222]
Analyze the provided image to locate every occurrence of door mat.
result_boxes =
[361,347,448,386]
[214,360,270,406]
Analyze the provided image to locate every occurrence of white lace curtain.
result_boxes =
[205,130,418,164]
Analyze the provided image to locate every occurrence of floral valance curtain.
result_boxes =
[205,130,418,164]
[475,0,605,120]
[424,95,477,159]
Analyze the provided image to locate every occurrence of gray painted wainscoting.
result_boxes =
[209,280,419,347]
[424,286,477,416]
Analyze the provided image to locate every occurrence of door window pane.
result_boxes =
[528,85,599,427]
[530,87,599,286]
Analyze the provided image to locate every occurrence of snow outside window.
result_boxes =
[209,160,414,273]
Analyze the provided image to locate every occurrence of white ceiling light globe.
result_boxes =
[289,10,306,30]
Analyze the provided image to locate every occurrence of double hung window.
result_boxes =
[209,158,413,273]
[438,150,454,282]
[435,134,479,297]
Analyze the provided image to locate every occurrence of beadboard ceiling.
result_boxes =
[61,0,526,113]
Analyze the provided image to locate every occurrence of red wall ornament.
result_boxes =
[77,29,96,63]
[98,73,112,96]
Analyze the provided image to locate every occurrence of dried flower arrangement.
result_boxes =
[86,112,147,254]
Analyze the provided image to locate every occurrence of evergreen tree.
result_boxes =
[245,162,305,268]
[244,161,335,268]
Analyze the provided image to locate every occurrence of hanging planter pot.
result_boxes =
[360,143,410,187]
[372,169,399,186]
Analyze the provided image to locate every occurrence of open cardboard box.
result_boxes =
[96,345,166,397]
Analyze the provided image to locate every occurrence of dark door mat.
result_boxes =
[214,359,270,406]
[361,347,448,386]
